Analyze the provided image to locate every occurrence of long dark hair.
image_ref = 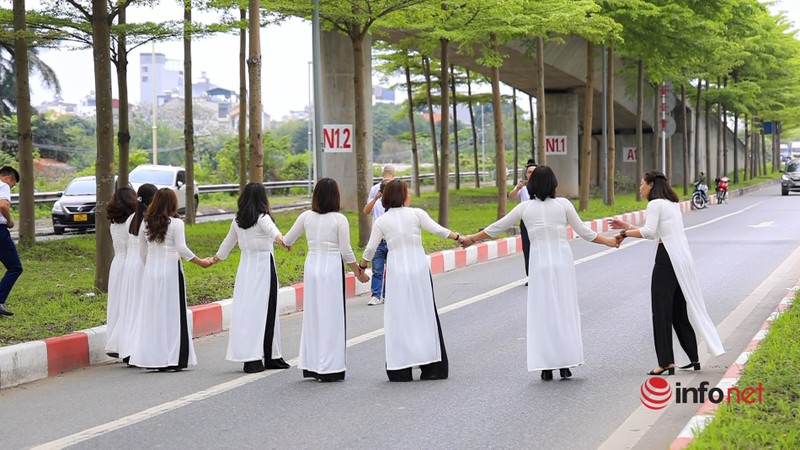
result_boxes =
[644,170,680,203]
[311,178,340,214]
[107,187,137,224]
[527,165,557,201]
[236,182,273,229]
[129,183,158,236]
[145,188,179,243]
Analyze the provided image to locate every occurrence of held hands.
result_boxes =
[459,234,475,248]
[6,218,13,229]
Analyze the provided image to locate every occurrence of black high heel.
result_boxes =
[647,366,674,376]
[678,362,701,371]
[559,368,572,379]
[541,370,553,381]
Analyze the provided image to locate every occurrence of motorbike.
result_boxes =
[692,178,710,209]
[715,176,730,204]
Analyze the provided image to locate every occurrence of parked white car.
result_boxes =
[129,164,199,214]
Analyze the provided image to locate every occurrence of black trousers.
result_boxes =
[520,220,530,277]
[651,244,699,368]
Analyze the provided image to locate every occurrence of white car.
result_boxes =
[129,164,199,214]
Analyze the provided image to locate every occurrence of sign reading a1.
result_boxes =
[545,135,567,155]
[323,124,353,153]
[624,147,638,162]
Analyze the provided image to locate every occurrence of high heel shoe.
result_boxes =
[678,362,701,371]
[540,370,553,381]
[559,368,572,379]
[647,366,674,376]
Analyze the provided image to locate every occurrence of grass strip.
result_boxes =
[688,293,800,448]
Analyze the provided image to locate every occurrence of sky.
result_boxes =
[12,0,800,121]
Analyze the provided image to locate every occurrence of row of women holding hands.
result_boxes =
[106,164,724,382]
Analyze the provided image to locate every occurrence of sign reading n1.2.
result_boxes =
[624,147,638,162]
[323,124,353,153]
[545,135,567,155]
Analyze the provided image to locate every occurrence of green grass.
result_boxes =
[1,180,771,347]
[687,294,800,449]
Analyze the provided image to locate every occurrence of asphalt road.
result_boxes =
[2,184,799,449]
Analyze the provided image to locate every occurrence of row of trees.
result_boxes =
[4,0,800,293]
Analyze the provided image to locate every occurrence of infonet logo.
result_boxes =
[640,377,672,410]
[640,378,765,410]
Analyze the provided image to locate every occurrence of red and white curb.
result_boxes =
[669,287,795,449]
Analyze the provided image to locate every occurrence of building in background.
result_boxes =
[140,52,184,105]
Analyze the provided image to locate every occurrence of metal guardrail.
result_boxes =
[11,170,507,205]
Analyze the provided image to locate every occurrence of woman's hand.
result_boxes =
[609,218,629,230]
[460,235,474,248]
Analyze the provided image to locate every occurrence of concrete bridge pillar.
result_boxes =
[320,31,373,211]
[544,91,580,197]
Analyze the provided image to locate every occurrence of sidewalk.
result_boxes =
[0,181,774,390]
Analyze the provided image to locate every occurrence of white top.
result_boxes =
[216,214,281,260]
[484,197,597,242]
[519,187,530,202]
[283,210,356,263]
[0,180,10,225]
[363,207,450,261]
[139,218,196,263]
[366,182,386,219]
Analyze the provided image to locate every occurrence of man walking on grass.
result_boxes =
[0,166,22,317]
[363,165,395,306]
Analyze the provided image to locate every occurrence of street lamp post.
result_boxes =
[307,61,313,196]
[480,103,486,182]
[151,42,158,165]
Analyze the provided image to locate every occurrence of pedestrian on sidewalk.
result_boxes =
[363,165,396,306]
[0,166,21,317]
[612,170,725,376]
[104,187,138,358]
[359,179,464,382]
[210,182,291,374]
[462,165,621,381]
[283,178,369,382]
[129,189,211,372]
[117,184,158,362]
[507,159,537,279]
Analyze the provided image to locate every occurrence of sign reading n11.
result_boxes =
[323,124,353,153]
[545,135,567,155]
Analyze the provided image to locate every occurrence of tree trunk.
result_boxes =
[681,84,689,195]
[723,108,728,177]
[704,80,711,182]
[744,114,750,181]
[351,30,370,247]
[579,41,594,211]
[116,3,130,188]
[693,80,702,182]
[466,69,479,188]
[635,59,644,201]
[651,84,659,170]
[512,87,518,185]
[12,0,34,246]
[529,94,535,160]
[405,63,420,196]
[422,55,439,192]
[605,40,615,205]
[761,129,767,177]
[438,37,450,226]
[733,112,739,183]
[91,0,115,292]
[183,2,195,224]
[238,7,247,193]
[451,64,460,190]
[491,33,506,219]
[536,36,546,165]
[247,0,263,182]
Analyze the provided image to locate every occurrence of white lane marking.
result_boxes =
[746,221,774,228]
[33,202,765,449]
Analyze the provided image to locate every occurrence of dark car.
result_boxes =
[781,161,800,196]
[51,176,116,235]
